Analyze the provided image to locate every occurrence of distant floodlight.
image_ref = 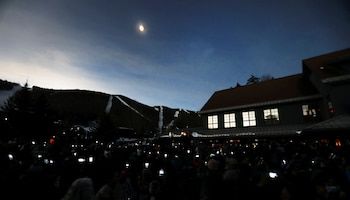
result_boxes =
[205,161,208,166]
[210,154,215,157]
[73,152,77,156]
[8,154,13,160]
[125,163,130,168]
[31,141,36,145]
[78,158,85,163]
[269,172,278,179]
[282,160,286,165]
[44,159,49,164]
[88,157,94,163]
[164,153,168,158]
[49,160,54,164]
[195,154,199,158]
[4,117,8,121]
[37,154,42,159]
[95,140,98,144]
[144,162,150,169]
[159,169,165,176]
[187,150,191,154]
[216,151,220,155]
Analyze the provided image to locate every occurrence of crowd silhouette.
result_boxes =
[1,128,350,200]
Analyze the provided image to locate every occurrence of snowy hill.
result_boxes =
[4,83,202,136]
[0,80,21,110]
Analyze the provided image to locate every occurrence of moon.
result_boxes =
[139,24,145,32]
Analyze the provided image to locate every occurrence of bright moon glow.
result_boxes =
[139,24,145,32]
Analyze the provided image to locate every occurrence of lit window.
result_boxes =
[242,111,256,127]
[224,113,236,128]
[208,115,218,129]
[302,105,317,117]
[264,108,279,124]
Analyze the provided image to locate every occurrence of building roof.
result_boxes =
[200,74,320,113]
[302,114,350,134]
[303,48,350,81]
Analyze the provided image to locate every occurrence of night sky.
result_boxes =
[1,0,350,110]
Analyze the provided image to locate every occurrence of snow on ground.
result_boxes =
[181,109,190,114]
[158,106,163,133]
[115,95,145,118]
[166,109,180,129]
[0,86,21,110]
[105,95,113,114]
[154,107,159,111]
[174,110,180,118]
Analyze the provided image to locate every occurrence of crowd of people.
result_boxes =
[1,127,350,200]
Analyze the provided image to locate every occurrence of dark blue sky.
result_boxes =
[1,0,350,110]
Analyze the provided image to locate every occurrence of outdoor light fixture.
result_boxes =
[37,154,42,159]
[125,163,130,168]
[144,162,149,168]
[269,172,278,179]
[32,141,36,145]
[78,158,85,163]
[195,154,199,158]
[8,154,13,161]
[187,150,191,154]
[49,160,54,164]
[4,117,8,121]
[164,153,168,158]
[159,169,165,176]
[88,157,94,163]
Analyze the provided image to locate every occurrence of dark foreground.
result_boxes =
[1,132,350,200]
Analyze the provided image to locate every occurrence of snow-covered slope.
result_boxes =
[115,95,145,118]
[0,85,21,110]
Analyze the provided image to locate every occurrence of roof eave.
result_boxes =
[199,94,322,114]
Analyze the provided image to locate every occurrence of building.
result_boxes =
[198,48,350,137]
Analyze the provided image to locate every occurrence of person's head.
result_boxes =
[207,158,220,171]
